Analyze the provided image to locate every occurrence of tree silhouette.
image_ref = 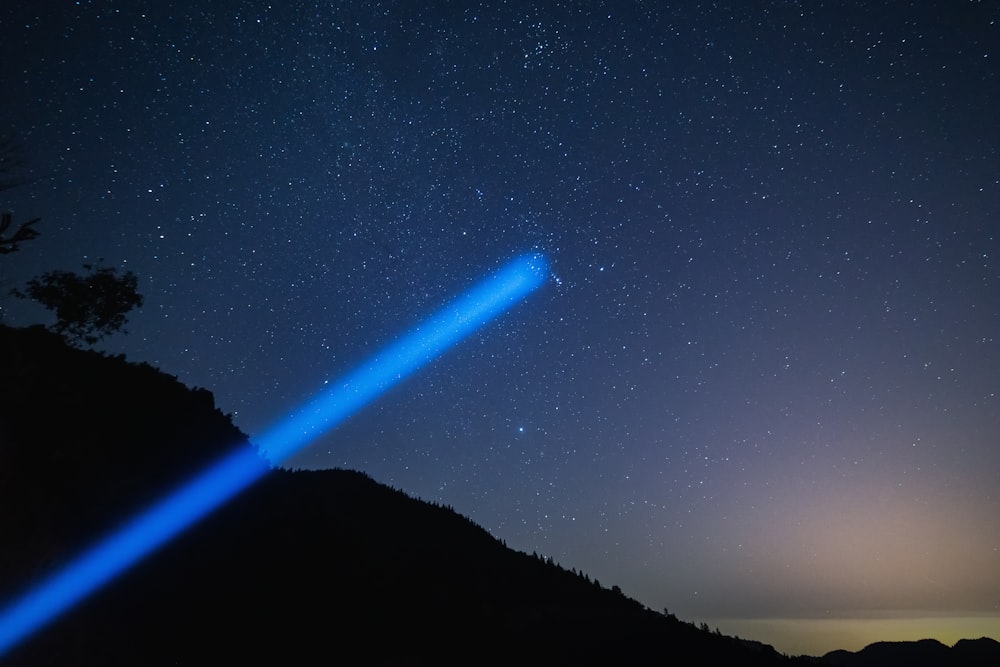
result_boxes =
[0,132,41,254]
[0,211,40,254]
[11,263,143,345]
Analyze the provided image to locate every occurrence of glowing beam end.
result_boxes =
[256,252,548,465]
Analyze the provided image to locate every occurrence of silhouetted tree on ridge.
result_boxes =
[11,262,143,346]
[1,136,142,346]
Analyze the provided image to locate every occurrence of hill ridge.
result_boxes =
[0,325,832,663]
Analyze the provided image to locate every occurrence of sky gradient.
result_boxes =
[2,1,998,655]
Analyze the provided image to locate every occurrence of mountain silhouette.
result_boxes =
[823,637,1000,667]
[4,322,986,665]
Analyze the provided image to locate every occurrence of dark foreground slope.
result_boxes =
[0,324,814,665]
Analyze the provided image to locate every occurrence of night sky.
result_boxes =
[2,1,998,655]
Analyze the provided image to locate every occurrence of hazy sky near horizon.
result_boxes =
[2,1,998,655]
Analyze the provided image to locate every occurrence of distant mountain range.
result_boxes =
[823,637,1000,667]
[1,324,996,665]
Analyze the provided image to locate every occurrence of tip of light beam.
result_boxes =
[253,252,550,465]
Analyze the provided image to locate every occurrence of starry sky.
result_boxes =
[2,1,998,656]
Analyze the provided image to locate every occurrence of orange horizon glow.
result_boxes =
[710,614,1000,657]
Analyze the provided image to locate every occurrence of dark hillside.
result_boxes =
[0,324,244,585]
[0,324,815,665]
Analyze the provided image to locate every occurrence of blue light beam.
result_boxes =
[257,252,548,464]
[0,253,548,657]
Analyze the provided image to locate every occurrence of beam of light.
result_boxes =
[0,252,548,657]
